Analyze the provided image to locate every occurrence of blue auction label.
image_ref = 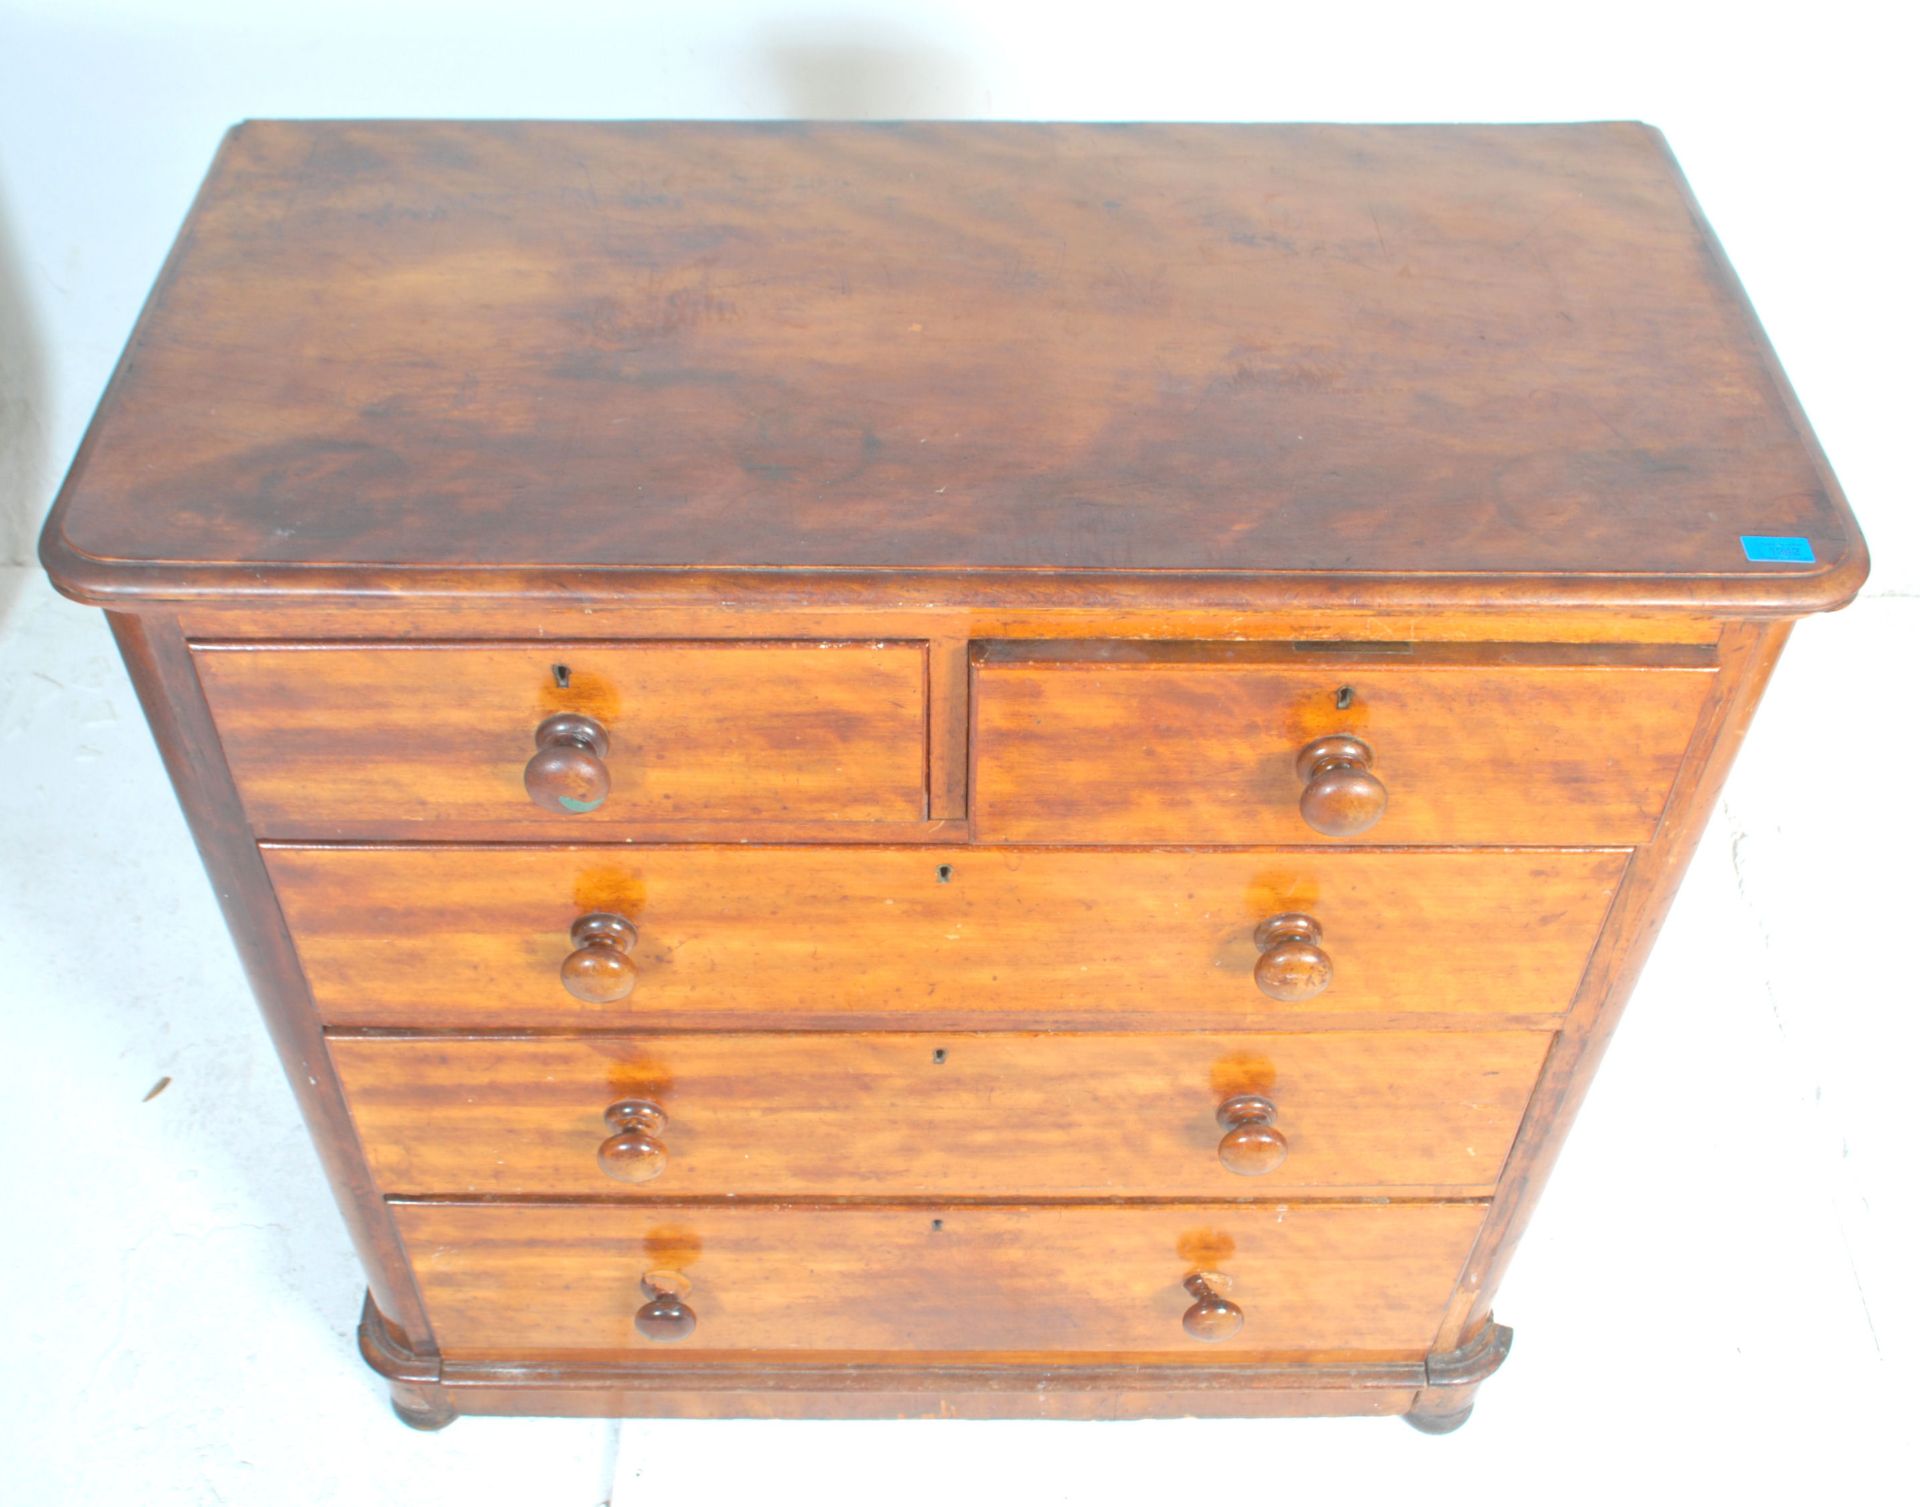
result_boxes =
[1740,535,1816,564]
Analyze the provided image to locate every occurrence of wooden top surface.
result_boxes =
[43,120,1865,611]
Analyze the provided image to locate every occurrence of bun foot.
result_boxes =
[1404,1401,1474,1434]
[391,1389,458,1428]
[359,1294,456,1430]
[1406,1318,1512,1436]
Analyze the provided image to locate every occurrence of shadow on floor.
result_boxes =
[0,163,52,623]
[757,19,990,119]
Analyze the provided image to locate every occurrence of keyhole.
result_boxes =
[932,1048,947,1064]
[552,664,572,689]
[936,864,953,883]
[1335,684,1354,710]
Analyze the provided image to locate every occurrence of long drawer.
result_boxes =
[395,1201,1488,1359]
[195,640,929,839]
[273,846,1625,1028]
[334,1030,1549,1198]
[972,641,1716,845]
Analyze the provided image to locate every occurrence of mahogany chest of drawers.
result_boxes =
[41,120,1867,1431]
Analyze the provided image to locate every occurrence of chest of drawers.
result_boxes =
[41,120,1866,1432]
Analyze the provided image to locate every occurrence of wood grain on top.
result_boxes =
[43,121,1863,609]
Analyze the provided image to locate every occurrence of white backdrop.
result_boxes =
[1,5,1914,1504]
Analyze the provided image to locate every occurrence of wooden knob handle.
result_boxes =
[1253,913,1332,1002]
[1181,1272,1244,1341]
[598,1100,668,1184]
[1216,1094,1288,1175]
[562,912,639,1002]
[634,1270,696,1341]
[1296,733,1387,836]
[524,712,611,814]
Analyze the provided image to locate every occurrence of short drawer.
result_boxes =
[333,1030,1549,1198]
[272,846,1625,1028]
[395,1201,1487,1359]
[195,640,928,838]
[971,642,1716,845]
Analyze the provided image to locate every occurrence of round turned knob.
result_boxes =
[1295,733,1387,836]
[562,912,640,1003]
[598,1100,668,1184]
[634,1270,696,1342]
[1252,913,1332,1002]
[524,712,611,814]
[1181,1272,1244,1342]
[1216,1094,1288,1175]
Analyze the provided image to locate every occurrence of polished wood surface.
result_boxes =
[356,1285,1437,1420]
[354,1295,1431,1423]
[104,614,437,1352]
[559,913,641,1004]
[195,640,928,837]
[1215,1095,1290,1176]
[1181,1274,1245,1342]
[634,1273,699,1343]
[522,713,612,815]
[1426,619,1797,1355]
[43,122,1865,1429]
[1407,1319,1514,1433]
[331,1030,1549,1198]
[973,645,1717,844]
[273,845,1626,1028]
[1251,914,1333,1003]
[42,122,1864,616]
[1294,735,1388,837]
[394,1201,1488,1358]
[171,600,1733,645]
[596,1100,669,1185]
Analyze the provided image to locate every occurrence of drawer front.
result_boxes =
[195,640,928,838]
[396,1202,1487,1359]
[274,846,1625,1028]
[334,1030,1550,1198]
[972,646,1715,845]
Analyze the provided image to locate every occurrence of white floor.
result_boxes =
[1,563,1914,1504]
